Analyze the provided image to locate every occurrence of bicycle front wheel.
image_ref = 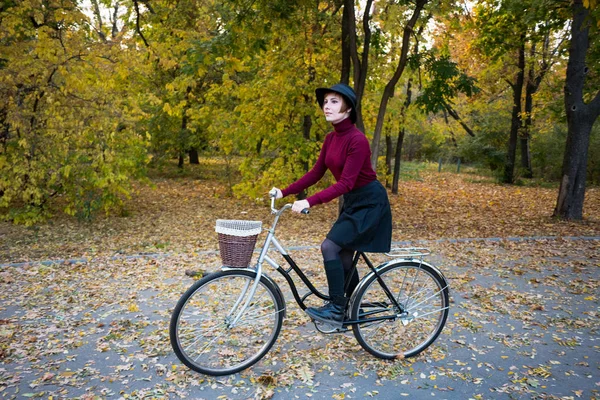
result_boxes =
[170,269,284,376]
[351,261,449,359]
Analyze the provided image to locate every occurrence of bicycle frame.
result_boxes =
[255,199,330,309]
[171,197,451,375]
[228,196,413,328]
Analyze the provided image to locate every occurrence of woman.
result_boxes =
[271,83,392,327]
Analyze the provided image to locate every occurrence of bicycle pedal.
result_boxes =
[313,320,347,334]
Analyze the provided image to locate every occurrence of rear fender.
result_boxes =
[349,259,448,311]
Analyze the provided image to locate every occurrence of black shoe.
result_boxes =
[306,298,347,326]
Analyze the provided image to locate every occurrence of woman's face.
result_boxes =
[323,93,351,124]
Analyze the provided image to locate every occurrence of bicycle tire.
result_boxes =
[351,261,449,359]
[170,269,285,375]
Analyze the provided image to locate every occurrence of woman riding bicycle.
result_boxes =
[271,83,392,327]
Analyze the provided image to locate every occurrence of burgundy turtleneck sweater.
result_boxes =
[281,118,377,206]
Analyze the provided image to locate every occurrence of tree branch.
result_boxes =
[370,0,429,168]
[132,0,149,47]
[138,0,155,14]
[90,0,107,42]
[589,89,600,120]
[444,102,475,137]
[111,2,120,39]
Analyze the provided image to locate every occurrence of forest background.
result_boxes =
[2,2,600,398]
[0,0,599,227]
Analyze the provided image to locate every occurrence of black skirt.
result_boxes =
[326,180,392,253]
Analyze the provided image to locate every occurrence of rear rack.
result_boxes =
[385,247,430,258]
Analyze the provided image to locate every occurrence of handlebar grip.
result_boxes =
[301,209,310,214]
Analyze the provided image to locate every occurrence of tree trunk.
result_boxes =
[519,134,532,177]
[521,31,558,179]
[520,76,534,178]
[298,114,312,201]
[189,148,199,164]
[341,1,351,84]
[392,129,406,195]
[385,133,393,188]
[502,39,525,184]
[370,0,428,170]
[111,3,120,39]
[392,79,413,195]
[554,0,600,220]
[344,0,373,133]
[521,42,537,179]
[178,86,192,169]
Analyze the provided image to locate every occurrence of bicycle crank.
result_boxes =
[313,320,349,334]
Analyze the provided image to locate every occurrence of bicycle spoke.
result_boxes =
[352,262,449,359]
[170,270,284,375]
[181,321,229,354]
[235,307,283,327]
[404,306,450,320]
[193,329,229,362]
[405,286,448,314]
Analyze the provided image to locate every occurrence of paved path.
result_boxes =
[1,236,598,399]
[2,235,599,269]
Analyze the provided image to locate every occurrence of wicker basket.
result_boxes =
[215,219,262,268]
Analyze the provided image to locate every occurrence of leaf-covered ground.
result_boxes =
[0,168,599,265]
[1,167,599,399]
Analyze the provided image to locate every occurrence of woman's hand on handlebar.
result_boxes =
[292,199,310,214]
[269,187,283,199]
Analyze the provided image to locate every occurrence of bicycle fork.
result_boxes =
[225,222,286,328]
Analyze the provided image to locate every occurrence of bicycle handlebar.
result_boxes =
[269,192,309,215]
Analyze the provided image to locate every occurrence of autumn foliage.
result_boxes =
[1,0,598,224]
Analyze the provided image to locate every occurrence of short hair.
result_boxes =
[323,92,351,113]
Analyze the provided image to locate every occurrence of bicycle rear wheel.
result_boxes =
[170,269,284,375]
[351,261,449,359]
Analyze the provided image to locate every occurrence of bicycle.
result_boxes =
[170,193,450,376]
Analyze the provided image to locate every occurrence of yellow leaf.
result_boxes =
[128,303,139,312]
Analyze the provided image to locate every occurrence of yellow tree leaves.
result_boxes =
[0,0,150,224]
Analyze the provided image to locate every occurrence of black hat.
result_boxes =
[315,83,357,123]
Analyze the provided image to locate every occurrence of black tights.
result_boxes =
[321,238,359,296]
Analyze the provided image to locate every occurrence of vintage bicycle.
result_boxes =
[170,193,450,376]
